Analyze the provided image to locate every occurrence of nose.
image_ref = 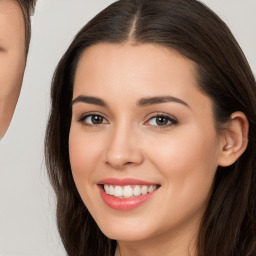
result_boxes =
[104,124,144,169]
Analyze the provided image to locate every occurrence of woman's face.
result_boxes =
[0,0,26,137]
[69,43,223,244]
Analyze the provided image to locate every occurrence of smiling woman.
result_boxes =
[0,0,36,139]
[45,0,256,256]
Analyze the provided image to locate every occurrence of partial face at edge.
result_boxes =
[69,43,223,244]
[0,0,26,138]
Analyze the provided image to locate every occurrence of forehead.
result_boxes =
[0,0,24,44]
[0,0,23,18]
[73,43,199,98]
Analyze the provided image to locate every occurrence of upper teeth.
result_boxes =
[103,185,158,198]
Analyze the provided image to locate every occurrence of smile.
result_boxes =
[103,184,158,198]
[97,178,160,210]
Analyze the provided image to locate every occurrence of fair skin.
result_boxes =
[69,43,248,256]
[0,0,26,138]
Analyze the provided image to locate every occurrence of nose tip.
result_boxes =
[104,128,143,169]
[105,149,143,169]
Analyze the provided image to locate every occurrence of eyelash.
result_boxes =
[78,112,109,127]
[78,113,178,128]
[145,113,178,128]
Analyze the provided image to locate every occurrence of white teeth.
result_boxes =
[104,184,110,194]
[141,185,148,195]
[148,185,157,193]
[123,186,133,198]
[114,186,123,197]
[103,184,158,198]
[104,184,115,195]
[148,185,154,193]
[133,185,141,196]
[109,185,114,195]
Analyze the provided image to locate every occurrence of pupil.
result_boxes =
[92,115,102,124]
[156,116,168,126]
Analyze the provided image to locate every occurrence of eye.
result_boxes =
[146,114,178,127]
[78,114,109,126]
[0,46,7,52]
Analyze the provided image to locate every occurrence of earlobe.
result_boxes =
[218,111,249,167]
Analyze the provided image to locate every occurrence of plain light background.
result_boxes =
[0,0,255,255]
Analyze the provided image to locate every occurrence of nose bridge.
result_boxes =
[104,119,143,168]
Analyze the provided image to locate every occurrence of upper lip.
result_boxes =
[97,178,159,186]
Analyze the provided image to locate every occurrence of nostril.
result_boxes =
[105,160,137,169]
[124,162,133,165]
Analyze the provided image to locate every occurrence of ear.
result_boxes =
[218,111,249,167]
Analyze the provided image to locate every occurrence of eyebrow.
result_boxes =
[137,96,189,107]
[72,95,190,108]
[72,95,107,107]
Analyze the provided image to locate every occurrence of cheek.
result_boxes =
[69,126,108,218]
[69,128,100,179]
[148,123,219,172]
[0,52,25,88]
[142,128,219,228]
[69,126,109,191]
[145,125,219,202]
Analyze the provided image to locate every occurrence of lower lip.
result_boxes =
[98,185,159,210]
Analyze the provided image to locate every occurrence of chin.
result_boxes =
[101,228,152,242]
[95,215,158,242]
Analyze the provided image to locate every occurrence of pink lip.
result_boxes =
[97,178,160,211]
[98,178,157,186]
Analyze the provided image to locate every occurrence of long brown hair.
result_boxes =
[45,0,256,255]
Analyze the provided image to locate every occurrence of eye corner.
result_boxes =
[0,46,8,53]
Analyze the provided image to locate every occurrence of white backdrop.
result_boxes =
[0,1,255,255]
